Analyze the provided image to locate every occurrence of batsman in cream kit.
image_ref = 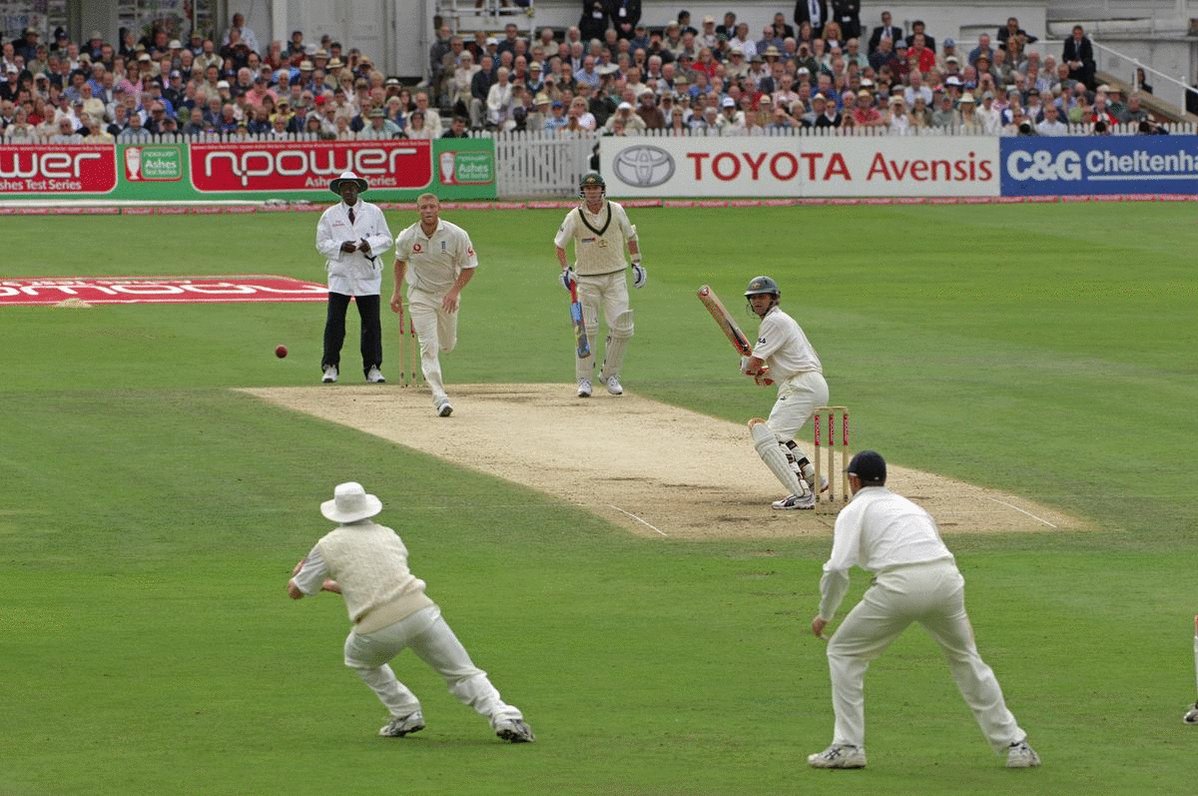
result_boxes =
[554,172,646,398]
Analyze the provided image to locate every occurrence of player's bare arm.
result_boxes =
[442,268,475,313]
[389,260,408,315]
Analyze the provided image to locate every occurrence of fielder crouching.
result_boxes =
[741,276,828,510]
[554,172,645,398]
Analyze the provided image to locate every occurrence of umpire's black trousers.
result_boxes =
[322,292,382,376]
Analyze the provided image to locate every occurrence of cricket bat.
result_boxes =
[697,284,772,384]
[569,278,590,358]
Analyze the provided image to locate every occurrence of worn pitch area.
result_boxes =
[241,384,1079,539]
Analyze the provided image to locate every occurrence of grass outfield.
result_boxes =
[2,204,1195,794]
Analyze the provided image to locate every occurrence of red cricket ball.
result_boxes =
[275,344,288,358]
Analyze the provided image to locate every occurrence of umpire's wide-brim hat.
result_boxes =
[329,170,368,194]
[321,481,383,523]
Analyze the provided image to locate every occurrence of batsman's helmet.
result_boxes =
[579,171,606,196]
[744,275,780,297]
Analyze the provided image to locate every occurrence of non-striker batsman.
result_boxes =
[554,172,645,398]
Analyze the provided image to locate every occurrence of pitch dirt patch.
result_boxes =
[240,384,1080,540]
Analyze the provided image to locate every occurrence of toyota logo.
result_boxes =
[613,145,675,188]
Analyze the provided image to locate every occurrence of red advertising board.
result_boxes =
[189,139,433,192]
[0,275,329,305]
[0,144,117,194]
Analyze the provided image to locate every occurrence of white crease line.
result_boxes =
[608,504,668,537]
[984,497,1058,529]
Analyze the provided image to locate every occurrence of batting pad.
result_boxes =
[600,310,634,380]
[750,420,808,497]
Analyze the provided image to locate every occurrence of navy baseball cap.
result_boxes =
[847,450,886,483]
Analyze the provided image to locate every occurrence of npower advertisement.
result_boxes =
[0,138,496,200]
[599,136,1001,197]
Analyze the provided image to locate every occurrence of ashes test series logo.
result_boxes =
[612,145,675,188]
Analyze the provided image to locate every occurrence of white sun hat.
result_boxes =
[321,482,383,523]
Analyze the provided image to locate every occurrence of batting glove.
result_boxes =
[560,267,576,291]
[631,261,647,289]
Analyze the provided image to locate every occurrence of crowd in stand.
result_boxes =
[426,7,1167,137]
[0,8,1171,145]
[0,13,465,143]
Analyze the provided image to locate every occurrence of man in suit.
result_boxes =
[794,0,830,40]
[1062,25,1095,90]
[867,11,902,55]
[832,0,861,41]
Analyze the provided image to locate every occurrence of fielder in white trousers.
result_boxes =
[809,451,1039,769]
[289,482,533,743]
[345,604,522,728]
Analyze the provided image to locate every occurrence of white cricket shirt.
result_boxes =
[394,218,478,294]
[819,487,956,620]
[752,305,822,380]
[554,199,637,276]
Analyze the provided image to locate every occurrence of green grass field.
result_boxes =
[2,203,1196,794]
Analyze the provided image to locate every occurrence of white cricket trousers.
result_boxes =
[826,560,1026,752]
[576,270,631,381]
[407,287,458,405]
[343,605,523,727]
[766,371,829,442]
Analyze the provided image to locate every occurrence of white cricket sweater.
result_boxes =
[316,522,435,634]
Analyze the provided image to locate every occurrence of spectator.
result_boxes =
[850,88,883,126]
[469,54,493,128]
[544,99,569,132]
[403,109,433,139]
[867,11,901,54]
[442,115,469,138]
[904,20,935,53]
[1120,92,1149,124]
[882,94,909,133]
[579,1,608,44]
[3,105,35,140]
[223,12,260,54]
[1134,67,1153,95]
[181,105,206,135]
[117,110,152,140]
[717,95,745,135]
[795,0,830,40]
[908,95,931,129]
[635,88,664,129]
[1036,103,1068,135]
[485,66,515,130]
[931,91,959,127]
[957,93,983,131]
[998,17,1037,49]
[1063,25,1095,90]
[976,91,1002,133]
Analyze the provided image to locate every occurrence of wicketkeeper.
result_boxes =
[554,172,645,398]
[741,275,829,510]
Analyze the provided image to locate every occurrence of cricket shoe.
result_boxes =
[379,711,425,737]
[494,718,535,743]
[1006,738,1041,768]
[772,492,815,510]
[1184,702,1198,724]
[807,744,866,769]
[604,375,623,395]
[366,366,386,384]
[321,365,338,384]
[436,399,454,417]
[577,378,592,398]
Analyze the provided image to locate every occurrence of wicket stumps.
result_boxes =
[397,309,424,389]
[813,405,850,513]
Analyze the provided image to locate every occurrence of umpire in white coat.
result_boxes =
[315,171,393,384]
